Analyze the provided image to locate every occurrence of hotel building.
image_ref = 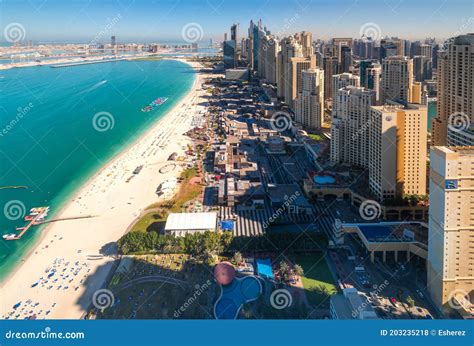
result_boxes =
[427,146,474,317]
[294,68,325,130]
[368,104,428,201]
[330,86,376,167]
[432,34,474,146]
[381,56,417,104]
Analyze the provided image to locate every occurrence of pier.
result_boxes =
[5,207,49,241]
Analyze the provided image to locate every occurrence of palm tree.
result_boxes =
[232,252,243,265]
[293,264,304,277]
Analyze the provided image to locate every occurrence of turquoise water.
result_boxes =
[0,59,195,280]
[428,101,437,132]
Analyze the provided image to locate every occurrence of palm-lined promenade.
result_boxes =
[0,59,210,319]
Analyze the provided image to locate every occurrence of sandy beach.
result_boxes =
[0,59,209,319]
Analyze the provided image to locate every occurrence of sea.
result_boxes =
[0,59,195,280]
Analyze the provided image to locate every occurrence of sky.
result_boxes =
[0,0,473,43]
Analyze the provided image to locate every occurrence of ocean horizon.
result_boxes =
[0,59,195,281]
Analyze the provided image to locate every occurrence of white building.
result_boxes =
[164,212,218,237]
[294,68,324,130]
[427,146,474,317]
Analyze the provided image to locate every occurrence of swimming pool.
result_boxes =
[314,175,336,185]
[214,276,262,319]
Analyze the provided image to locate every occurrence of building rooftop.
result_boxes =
[165,212,218,231]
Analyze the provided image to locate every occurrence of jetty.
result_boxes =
[3,207,50,241]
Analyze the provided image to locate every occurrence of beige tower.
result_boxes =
[295,68,324,130]
[428,146,474,318]
[433,34,474,146]
[277,37,303,100]
[381,56,416,104]
[368,104,428,201]
[330,86,376,167]
[286,55,316,107]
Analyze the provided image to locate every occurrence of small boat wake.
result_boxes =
[76,80,108,96]
[141,97,168,113]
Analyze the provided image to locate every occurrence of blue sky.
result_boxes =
[0,0,472,43]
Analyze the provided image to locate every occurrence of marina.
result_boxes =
[3,207,50,241]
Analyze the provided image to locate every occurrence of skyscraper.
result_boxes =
[111,36,116,47]
[287,56,316,107]
[330,86,376,166]
[223,40,236,69]
[277,37,303,100]
[432,34,474,146]
[381,56,416,104]
[332,73,359,98]
[427,146,474,316]
[360,60,381,102]
[322,55,339,101]
[368,104,428,201]
[295,68,325,130]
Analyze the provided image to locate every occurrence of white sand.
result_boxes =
[0,59,209,319]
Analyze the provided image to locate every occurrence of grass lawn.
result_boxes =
[293,253,337,308]
[131,211,167,233]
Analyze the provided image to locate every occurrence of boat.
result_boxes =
[141,97,169,113]
[3,234,17,240]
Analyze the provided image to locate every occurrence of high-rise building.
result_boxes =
[432,34,474,146]
[262,36,279,84]
[330,86,376,166]
[277,37,303,100]
[286,56,316,107]
[296,31,313,58]
[223,40,236,69]
[339,45,352,73]
[323,55,339,101]
[427,146,474,317]
[332,73,359,97]
[295,68,325,130]
[230,23,238,42]
[368,104,428,201]
[381,56,416,104]
[413,55,432,82]
[360,61,382,102]
[111,36,116,47]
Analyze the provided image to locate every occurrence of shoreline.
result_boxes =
[0,58,208,319]
[0,58,197,284]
